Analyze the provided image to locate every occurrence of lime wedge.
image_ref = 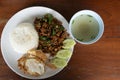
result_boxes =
[51,58,67,68]
[62,39,76,49]
[55,49,72,59]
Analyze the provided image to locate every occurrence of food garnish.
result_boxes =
[62,39,76,49]
[55,49,72,59]
[50,58,67,68]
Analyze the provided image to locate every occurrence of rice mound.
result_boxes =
[9,23,39,53]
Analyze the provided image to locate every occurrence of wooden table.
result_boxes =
[0,0,120,80]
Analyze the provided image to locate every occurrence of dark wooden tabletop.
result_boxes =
[0,0,120,80]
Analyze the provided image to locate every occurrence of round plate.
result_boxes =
[1,6,74,79]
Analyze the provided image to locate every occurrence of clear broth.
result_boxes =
[71,14,99,42]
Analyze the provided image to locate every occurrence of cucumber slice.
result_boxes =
[55,49,72,59]
[62,39,76,49]
[51,58,67,68]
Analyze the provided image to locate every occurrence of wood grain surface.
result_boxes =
[0,0,120,80]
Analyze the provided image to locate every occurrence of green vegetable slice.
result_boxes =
[51,29,56,36]
[39,36,49,40]
[59,26,64,31]
[62,39,76,49]
[51,58,67,68]
[55,49,72,59]
[87,15,93,17]
[47,14,53,24]
[72,20,74,24]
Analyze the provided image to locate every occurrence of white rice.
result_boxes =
[9,23,39,53]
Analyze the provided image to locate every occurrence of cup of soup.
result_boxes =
[69,10,104,44]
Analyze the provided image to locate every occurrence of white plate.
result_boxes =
[1,6,74,79]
